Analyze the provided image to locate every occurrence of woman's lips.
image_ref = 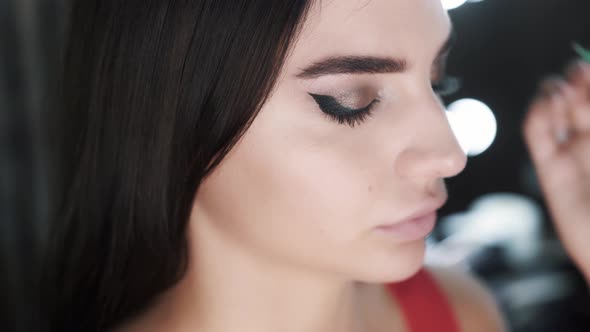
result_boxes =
[375,212,437,242]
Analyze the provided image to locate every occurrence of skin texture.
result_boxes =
[524,60,590,282]
[119,0,505,331]
[194,0,463,287]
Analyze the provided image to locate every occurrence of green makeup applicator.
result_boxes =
[573,42,590,62]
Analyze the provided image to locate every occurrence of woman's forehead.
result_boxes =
[287,0,451,72]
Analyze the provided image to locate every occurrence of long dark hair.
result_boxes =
[41,1,312,331]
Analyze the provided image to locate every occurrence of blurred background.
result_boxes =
[1,0,64,331]
[1,0,590,331]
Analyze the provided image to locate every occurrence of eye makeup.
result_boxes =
[306,41,461,128]
[308,92,380,128]
[308,73,460,128]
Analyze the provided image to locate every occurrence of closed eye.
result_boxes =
[309,93,379,128]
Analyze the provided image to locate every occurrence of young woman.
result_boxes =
[42,0,507,331]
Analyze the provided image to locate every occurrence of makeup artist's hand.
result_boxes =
[523,60,590,281]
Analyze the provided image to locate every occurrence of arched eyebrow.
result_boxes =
[295,26,456,79]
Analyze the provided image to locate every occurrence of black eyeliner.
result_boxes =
[308,93,377,127]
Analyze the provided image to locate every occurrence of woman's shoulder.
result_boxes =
[424,265,507,332]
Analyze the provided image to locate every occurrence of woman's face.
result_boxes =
[193,0,466,282]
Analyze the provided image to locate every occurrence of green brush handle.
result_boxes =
[573,42,590,62]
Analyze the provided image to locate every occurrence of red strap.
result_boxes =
[387,269,461,332]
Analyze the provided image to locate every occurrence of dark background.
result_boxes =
[443,1,590,331]
[444,0,590,214]
[1,0,589,331]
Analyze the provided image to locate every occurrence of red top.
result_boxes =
[387,269,461,332]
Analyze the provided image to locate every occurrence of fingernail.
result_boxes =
[551,81,565,98]
[555,127,571,144]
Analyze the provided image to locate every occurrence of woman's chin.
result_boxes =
[352,239,427,284]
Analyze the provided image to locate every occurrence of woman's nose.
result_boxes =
[395,102,467,180]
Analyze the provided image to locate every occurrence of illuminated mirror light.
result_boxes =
[446,98,497,157]
[441,0,468,10]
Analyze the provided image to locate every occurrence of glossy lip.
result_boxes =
[375,197,447,242]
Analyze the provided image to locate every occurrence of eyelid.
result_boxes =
[308,93,376,112]
[309,92,378,128]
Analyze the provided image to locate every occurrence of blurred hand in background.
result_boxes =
[524,60,590,282]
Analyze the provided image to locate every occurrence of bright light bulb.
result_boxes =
[446,98,497,157]
[441,0,468,10]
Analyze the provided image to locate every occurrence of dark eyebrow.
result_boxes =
[296,26,455,79]
[295,55,407,79]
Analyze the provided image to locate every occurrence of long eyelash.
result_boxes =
[309,93,378,128]
[432,75,461,97]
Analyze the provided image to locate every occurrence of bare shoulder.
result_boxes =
[426,265,507,332]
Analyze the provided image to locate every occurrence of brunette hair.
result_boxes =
[41,1,312,331]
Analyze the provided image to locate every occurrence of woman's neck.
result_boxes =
[121,219,375,332]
